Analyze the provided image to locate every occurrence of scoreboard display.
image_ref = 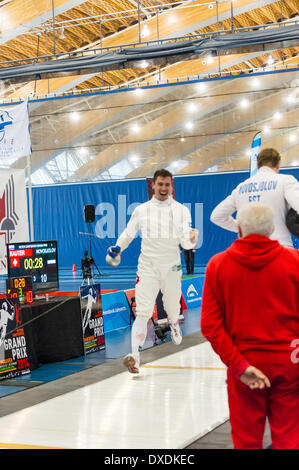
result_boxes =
[7,240,59,293]
[6,276,34,304]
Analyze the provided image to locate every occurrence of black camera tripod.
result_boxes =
[81,222,102,283]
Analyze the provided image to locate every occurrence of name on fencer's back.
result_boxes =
[238,180,278,194]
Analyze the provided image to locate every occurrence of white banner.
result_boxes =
[0,101,31,162]
[0,169,29,274]
[250,131,262,176]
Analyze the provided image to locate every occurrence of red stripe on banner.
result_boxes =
[181,296,187,310]
[0,191,5,223]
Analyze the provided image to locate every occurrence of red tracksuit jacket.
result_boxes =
[200,234,299,378]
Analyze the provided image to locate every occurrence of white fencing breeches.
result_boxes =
[131,260,182,362]
[135,267,182,321]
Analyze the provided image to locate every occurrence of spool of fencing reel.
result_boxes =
[286,208,299,239]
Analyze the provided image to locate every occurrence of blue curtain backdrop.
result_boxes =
[31,168,299,269]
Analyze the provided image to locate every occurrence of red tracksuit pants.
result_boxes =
[227,351,299,449]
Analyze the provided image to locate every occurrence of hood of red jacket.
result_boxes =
[227,234,283,270]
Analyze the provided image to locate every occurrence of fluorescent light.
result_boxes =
[131,123,140,133]
[70,112,80,122]
[263,125,270,134]
[79,147,87,156]
[167,14,177,24]
[240,98,249,109]
[187,102,197,112]
[129,154,139,163]
[185,121,194,130]
[139,60,149,69]
[59,27,65,39]
[196,82,206,92]
[273,111,282,120]
[267,55,274,65]
[289,133,296,142]
[141,23,150,38]
[251,78,260,88]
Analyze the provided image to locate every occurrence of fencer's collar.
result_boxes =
[151,195,173,206]
[258,166,277,174]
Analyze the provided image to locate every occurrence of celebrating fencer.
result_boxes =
[210,148,299,247]
[106,169,198,374]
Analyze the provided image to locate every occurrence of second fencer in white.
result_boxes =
[210,148,299,248]
[107,169,198,373]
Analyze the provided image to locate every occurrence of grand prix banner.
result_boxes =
[80,283,105,354]
[0,101,31,161]
[0,169,30,274]
[0,298,30,380]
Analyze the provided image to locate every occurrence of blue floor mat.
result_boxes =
[0,385,28,397]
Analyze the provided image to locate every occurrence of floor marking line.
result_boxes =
[141,365,226,371]
[0,442,67,449]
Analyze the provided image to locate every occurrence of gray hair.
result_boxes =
[236,203,275,237]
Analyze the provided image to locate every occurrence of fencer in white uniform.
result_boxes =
[107,169,198,373]
[210,148,299,247]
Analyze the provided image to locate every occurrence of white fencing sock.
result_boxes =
[131,315,148,366]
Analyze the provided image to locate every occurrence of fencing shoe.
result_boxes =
[170,322,182,345]
[123,354,140,374]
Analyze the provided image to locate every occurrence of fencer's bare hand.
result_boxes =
[240,366,271,390]
[189,228,198,243]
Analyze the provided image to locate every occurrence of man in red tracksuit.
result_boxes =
[201,202,299,449]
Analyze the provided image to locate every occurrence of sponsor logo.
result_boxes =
[104,306,127,315]
[0,110,13,143]
[186,283,202,303]
[187,284,198,298]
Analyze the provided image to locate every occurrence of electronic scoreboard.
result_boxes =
[7,240,59,293]
[6,276,34,304]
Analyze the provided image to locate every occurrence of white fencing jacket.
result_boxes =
[116,196,196,267]
[210,167,299,247]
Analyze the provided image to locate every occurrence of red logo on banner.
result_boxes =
[0,175,19,246]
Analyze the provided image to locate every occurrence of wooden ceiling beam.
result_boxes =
[72,68,298,178]
[3,0,282,98]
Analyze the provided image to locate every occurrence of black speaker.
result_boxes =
[84,205,95,223]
